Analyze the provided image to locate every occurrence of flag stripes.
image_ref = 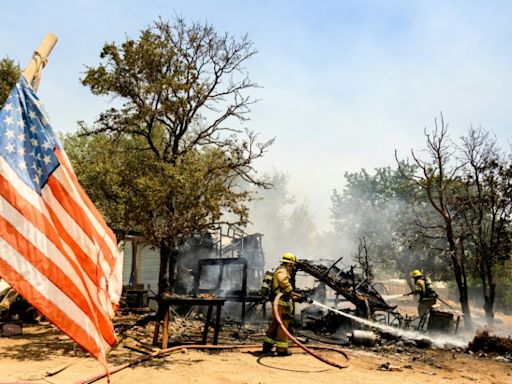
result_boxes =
[0,77,122,368]
[0,152,117,350]
[0,254,106,361]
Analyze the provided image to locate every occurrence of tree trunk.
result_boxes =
[483,260,496,324]
[129,240,138,287]
[447,230,472,329]
[157,240,179,295]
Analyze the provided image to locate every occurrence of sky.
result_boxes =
[2,0,512,231]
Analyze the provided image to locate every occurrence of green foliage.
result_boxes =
[77,17,272,249]
[0,57,20,107]
[494,260,512,314]
[330,164,447,279]
[62,131,252,247]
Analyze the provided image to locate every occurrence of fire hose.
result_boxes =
[271,292,350,369]
[76,294,350,384]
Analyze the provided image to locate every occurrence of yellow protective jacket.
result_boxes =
[414,278,437,301]
[272,265,294,309]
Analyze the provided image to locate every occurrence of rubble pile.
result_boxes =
[114,311,264,348]
[468,330,512,357]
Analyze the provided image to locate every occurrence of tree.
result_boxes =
[0,57,20,107]
[458,127,512,323]
[64,131,251,234]
[396,114,472,328]
[329,164,440,280]
[79,17,273,294]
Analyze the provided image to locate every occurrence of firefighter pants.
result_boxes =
[263,303,292,352]
[418,298,436,317]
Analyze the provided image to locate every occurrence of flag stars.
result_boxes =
[4,129,14,139]
[0,78,60,191]
[4,143,15,153]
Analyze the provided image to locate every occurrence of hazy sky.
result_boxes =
[2,1,512,230]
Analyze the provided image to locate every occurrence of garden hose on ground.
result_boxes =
[77,294,350,384]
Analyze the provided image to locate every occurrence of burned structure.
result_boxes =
[191,232,266,323]
[122,231,460,342]
[295,259,394,316]
[293,259,460,337]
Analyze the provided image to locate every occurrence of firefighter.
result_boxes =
[410,270,438,317]
[261,252,302,356]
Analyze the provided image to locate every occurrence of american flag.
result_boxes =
[0,76,122,367]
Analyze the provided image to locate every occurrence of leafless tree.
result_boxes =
[396,114,472,328]
[355,237,374,283]
[459,127,512,323]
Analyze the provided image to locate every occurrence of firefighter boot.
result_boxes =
[262,341,274,354]
[276,350,292,357]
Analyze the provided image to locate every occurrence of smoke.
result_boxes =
[245,170,356,270]
[243,167,428,279]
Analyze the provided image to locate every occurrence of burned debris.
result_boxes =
[116,233,470,356]
[468,330,512,357]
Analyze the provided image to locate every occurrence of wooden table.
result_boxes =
[152,296,226,349]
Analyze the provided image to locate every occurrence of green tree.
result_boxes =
[79,17,272,293]
[494,260,512,314]
[64,131,250,235]
[0,57,20,107]
[329,164,441,281]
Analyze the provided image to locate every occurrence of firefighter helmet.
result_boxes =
[281,252,296,264]
[411,270,422,278]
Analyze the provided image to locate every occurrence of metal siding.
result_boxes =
[138,244,160,293]
[121,241,160,293]
[121,241,132,286]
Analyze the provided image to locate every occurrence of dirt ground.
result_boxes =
[0,317,511,384]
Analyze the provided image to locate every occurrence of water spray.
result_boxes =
[310,300,468,349]
[381,294,409,301]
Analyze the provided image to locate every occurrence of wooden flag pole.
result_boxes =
[22,33,58,91]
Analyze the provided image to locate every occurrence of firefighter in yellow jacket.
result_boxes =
[261,252,302,356]
[411,270,438,317]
